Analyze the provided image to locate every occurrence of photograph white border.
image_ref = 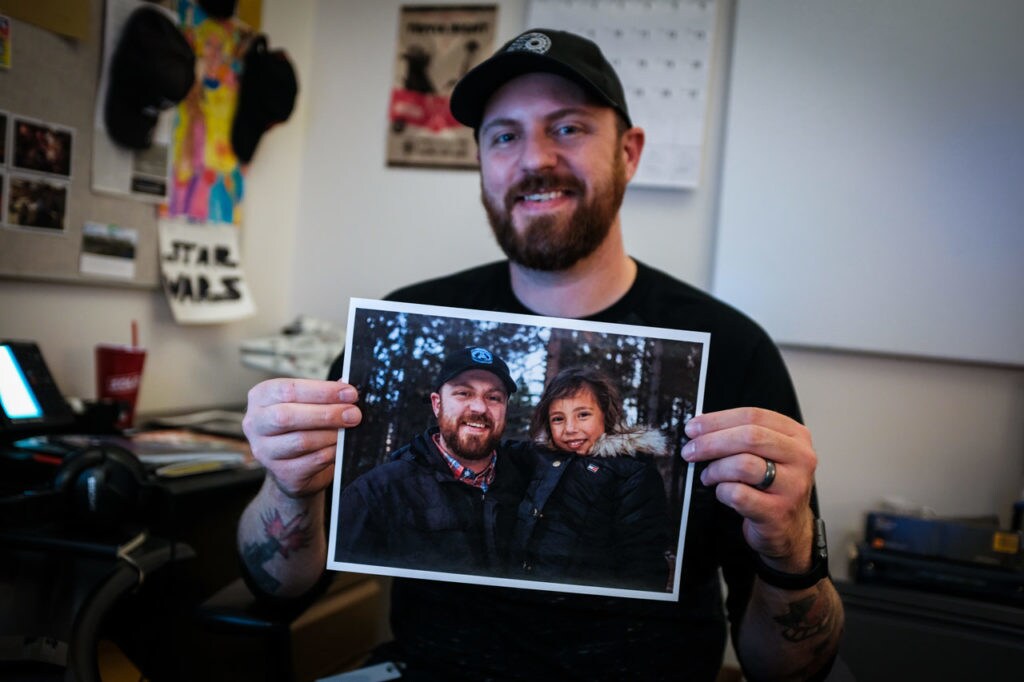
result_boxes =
[327,298,710,602]
[5,172,69,233]
[10,114,75,180]
[0,109,9,166]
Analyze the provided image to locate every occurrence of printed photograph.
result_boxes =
[328,299,710,601]
[79,221,138,280]
[12,117,73,178]
[0,111,7,164]
[6,175,68,231]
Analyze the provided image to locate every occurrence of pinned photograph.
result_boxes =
[6,175,68,232]
[12,117,73,178]
[0,110,8,164]
[79,221,138,280]
[327,299,710,601]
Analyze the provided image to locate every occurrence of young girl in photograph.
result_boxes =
[512,366,673,592]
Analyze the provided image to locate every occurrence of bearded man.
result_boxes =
[240,28,843,681]
[335,346,532,574]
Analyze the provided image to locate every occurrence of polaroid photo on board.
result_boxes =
[327,298,710,602]
[6,173,69,232]
[0,110,8,165]
[11,116,74,179]
[79,221,139,280]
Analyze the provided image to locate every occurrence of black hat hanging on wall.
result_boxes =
[105,5,196,150]
[197,0,239,19]
[231,35,299,164]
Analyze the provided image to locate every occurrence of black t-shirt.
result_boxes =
[329,259,804,681]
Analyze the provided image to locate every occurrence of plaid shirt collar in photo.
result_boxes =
[432,432,497,492]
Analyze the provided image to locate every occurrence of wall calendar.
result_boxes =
[526,0,719,189]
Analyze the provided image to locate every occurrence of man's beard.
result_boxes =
[482,152,627,271]
[436,406,503,461]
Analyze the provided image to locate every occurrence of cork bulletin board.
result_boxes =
[0,2,166,288]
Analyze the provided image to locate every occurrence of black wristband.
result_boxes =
[753,517,830,590]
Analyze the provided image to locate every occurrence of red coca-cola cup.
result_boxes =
[95,344,147,429]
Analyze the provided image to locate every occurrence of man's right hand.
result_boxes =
[243,378,362,498]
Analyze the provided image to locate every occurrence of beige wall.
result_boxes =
[1,0,1022,587]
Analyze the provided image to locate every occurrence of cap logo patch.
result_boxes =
[470,348,493,364]
[507,32,551,55]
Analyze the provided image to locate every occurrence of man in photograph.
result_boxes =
[239,28,843,681]
[335,346,532,575]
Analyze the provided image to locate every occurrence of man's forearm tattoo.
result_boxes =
[773,592,831,643]
[240,509,313,593]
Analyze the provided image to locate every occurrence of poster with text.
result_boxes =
[385,5,496,170]
[158,219,255,323]
[325,298,708,601]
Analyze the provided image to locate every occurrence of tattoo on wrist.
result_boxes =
[774,592,831,643]
[241,509,312,594]
[263,509,313,556]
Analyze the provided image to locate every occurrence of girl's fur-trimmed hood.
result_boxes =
[534,428,670,458]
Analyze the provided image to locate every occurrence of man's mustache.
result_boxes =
[505,171,585,206]
[458,412,495,430]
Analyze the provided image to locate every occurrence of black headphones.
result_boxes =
[53,445,154,526]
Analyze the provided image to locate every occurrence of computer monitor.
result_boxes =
[0,340,75,440]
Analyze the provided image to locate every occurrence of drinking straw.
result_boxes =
[131,320,138,349]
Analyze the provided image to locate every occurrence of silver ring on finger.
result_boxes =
[755,458,776,491]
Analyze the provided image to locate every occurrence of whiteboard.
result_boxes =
[712,0,1024,367]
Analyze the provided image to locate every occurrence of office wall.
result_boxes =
[289,0,1024,579]
[1,0,1022,584]
[714,0,1024,367]
[286,0,722,314]
[0,0,316,412]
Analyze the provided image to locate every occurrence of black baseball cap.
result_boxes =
[105,6,195,150]
[449,28,631,132]
[232,35,298,164]
[197,0,238,19]
[434,347,517,395]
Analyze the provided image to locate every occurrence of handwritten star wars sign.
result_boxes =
[385,5,496,170]
[158,219,256,324]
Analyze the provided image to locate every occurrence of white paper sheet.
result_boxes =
[157,219,256,324]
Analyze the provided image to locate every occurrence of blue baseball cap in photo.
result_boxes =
[434,346,517,395]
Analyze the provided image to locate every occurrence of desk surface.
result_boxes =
[837,580,1024,682]
[838,579,1024,629]
[1,426,265,589]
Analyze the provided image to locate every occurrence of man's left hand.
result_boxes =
[683,407,816,574]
